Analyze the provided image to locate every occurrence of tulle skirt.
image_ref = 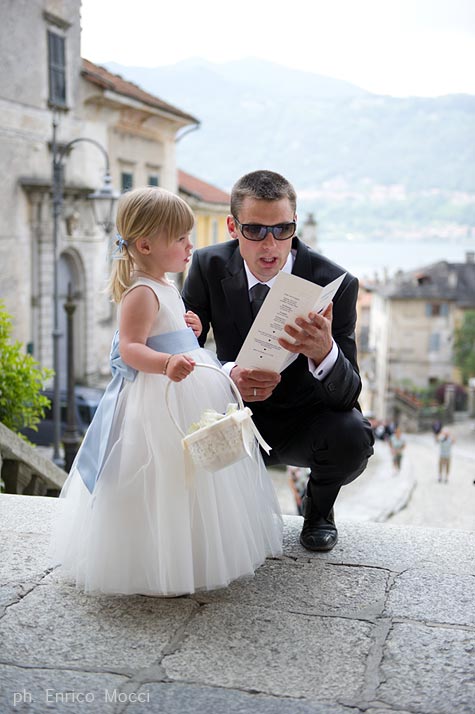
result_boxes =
[49,348,283,596]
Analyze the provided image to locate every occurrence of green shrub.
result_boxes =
[0,301,53,434]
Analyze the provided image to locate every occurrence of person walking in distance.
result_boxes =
[389,426,406,475]
[437,428,456,483]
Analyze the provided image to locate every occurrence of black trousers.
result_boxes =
[259,406,375,518]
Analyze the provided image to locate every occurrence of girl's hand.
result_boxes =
[185,310,202,337]
[166,354,195,382]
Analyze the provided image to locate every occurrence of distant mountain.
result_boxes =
[105,58,475,239]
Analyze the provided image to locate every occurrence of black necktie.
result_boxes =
[250,283,270,318]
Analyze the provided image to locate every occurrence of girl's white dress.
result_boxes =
[49,278,283,596]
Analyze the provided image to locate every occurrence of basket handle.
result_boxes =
[165,362,245,438]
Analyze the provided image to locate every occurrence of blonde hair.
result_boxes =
[107,187,194,302]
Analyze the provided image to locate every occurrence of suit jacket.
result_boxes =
[182,237,362,418]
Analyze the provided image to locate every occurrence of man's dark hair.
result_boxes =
[230,170,297,217]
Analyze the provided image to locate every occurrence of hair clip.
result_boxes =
[112,233,128,259]
[116,233,128,250]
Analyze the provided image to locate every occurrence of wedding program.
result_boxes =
[237,271,346,372]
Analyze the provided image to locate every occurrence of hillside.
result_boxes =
[105,58,475,239]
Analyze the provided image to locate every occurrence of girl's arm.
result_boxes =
[119,286,195,380]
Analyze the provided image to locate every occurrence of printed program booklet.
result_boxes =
[236,271,346,372]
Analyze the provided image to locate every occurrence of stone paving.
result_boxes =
[1,487,474,714]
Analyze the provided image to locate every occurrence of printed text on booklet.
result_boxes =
[236,271,346,372]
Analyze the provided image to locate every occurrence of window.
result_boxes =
[428,333,441,352]
[47,30,66,107]
[121,172,133,192]
[148,174,159,187]
[426,303,449,317]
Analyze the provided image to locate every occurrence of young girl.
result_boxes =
[49,187,282,596]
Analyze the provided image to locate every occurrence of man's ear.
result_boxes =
[136,238,151,254]
[227,215,238,239]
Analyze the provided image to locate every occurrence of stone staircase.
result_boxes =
[0,422,66,496]
[0,494,474,714]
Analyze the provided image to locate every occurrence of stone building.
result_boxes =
[0,0,198,386]
[370,252,475,420]
[355,283,376,417]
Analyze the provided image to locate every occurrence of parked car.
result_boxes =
[21,386,104,446]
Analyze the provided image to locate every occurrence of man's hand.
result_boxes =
[278,302,333,365]
[230,366,281,402]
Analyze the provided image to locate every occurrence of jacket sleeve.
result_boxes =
[319,274,362,410]
[182,252,211,347]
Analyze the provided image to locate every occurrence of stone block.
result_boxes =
[163,603,373,701]
[0,581,198,671]
[193,557,388,620]
[0,494,57,535]
[0,532,51,584]
[385,570,475,626]
[127,682,353,714]
[0,664,128,714]
[377,622,475,713]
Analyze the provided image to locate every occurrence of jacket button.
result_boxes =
[327,382,336,392]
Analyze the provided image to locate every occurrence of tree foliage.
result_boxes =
[453,310,475,384]
[0,302,53,434]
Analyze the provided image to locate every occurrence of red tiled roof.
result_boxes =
[178,169,230,205]
[81,59,198,124]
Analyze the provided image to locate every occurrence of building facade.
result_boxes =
[0,0,198,387]
[370,253,475,420]
[178,169,230,249]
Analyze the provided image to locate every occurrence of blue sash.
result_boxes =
[75,328,199,493]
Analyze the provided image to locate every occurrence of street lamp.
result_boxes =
[51,113,119,467]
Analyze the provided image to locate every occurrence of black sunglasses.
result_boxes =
[233,218,296,242]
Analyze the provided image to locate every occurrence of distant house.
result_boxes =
[355,283,376,416]
[370,252,475,420]
[178,170,230,249]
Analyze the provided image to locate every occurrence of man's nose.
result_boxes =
[262,229,277,245]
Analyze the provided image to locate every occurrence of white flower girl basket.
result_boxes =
[165,363,271,479]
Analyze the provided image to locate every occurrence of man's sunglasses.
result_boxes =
[233,218,296,242]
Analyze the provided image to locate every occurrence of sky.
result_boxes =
[80,0,475,97]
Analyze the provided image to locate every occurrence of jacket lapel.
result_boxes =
[292,237,313,279]
[293,237,331,285]
[221,243,254,341]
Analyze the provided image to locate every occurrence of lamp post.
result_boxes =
[51,113,119,467]
[62,282,80,472]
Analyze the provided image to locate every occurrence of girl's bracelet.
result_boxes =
[163,355,172,375]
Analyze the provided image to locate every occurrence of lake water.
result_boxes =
[316,237,474,282]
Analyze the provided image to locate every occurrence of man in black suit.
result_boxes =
[183,170,374,551]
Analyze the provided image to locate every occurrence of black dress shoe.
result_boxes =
[299,497,338,552]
